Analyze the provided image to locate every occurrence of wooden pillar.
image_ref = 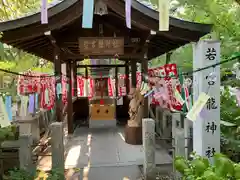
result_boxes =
[115,67,118,97]
[54,53,63,122]
[125,61,130,94]
[72,61,77,97]
[142,58,148,118]
[85,67,89,97]
[131,60,137,88]
[67,61,74,134]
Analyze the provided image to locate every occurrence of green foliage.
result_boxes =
[220,87,240,126]
[6,168,35,180]
[143,0,240,70]
[0,125,18,142]
[220,87,240,161]
[0,0,54,79]
[46,168,65,180]
[5,168,64,180]
[175,153,240,179]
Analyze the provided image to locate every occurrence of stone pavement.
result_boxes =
[64,127,172,180]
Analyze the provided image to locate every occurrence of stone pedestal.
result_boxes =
[142,118,156,179]
[16,115,40,144]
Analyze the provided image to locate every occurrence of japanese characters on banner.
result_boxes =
[18,72,63,110]
[192,40,220,163]
[148,64,182,111]
[76,76,94,98]
[17,64,182,111]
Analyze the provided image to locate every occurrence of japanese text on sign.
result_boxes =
[206,97,218,110]
[205,47,217,61]
[193,40,220,163]
[79,37,124,55]
[205,147,216,158]
[203,42,220,162]
[205,122,217,134]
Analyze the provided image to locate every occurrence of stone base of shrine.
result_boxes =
[124,125,142,145]
[89,119,117,128]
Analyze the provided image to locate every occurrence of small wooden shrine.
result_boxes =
[0,0,212,143]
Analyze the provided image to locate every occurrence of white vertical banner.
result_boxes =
[158,0,170,31]
[84,78,89,97]
[192,40,220,163]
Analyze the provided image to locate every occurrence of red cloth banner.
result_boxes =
[148,64,182,111]
[17,64,182,111]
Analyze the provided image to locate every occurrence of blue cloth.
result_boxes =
[5,96,12,121]
[82,0,94,28]
[28,94,35,114]
[35,93,38,110]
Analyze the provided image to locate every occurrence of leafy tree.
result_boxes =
[0,0,55,88]
[143,0,240,71]
[175,153,240,179]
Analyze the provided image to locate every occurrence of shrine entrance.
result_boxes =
[78,37,124,128]
[0,0,211,136]
[77,63,129,128]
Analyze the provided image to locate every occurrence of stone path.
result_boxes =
[64,127,172,180]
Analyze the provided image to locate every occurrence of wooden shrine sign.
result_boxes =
[78,37,124,55]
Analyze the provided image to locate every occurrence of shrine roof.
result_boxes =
[0,0,212,61]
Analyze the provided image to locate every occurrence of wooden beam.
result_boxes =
[69,54,144,60]
[46,34,70,61]
[77,64,126,68]
[131,30,155,56]
[46,34,61,51]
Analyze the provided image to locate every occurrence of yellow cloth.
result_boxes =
[159,0,170,31]
[0,96,11,127]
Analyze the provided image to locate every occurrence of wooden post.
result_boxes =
[19,134,34,172]
[67,62,74,134]
[115,67,118,97]
[125,61,130,94]
[142,58,148,118]
[51,122,64,172]
[131,60,137,88]
[54,53,63,122]
[72,61,77,97]
[142,118,156,179]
